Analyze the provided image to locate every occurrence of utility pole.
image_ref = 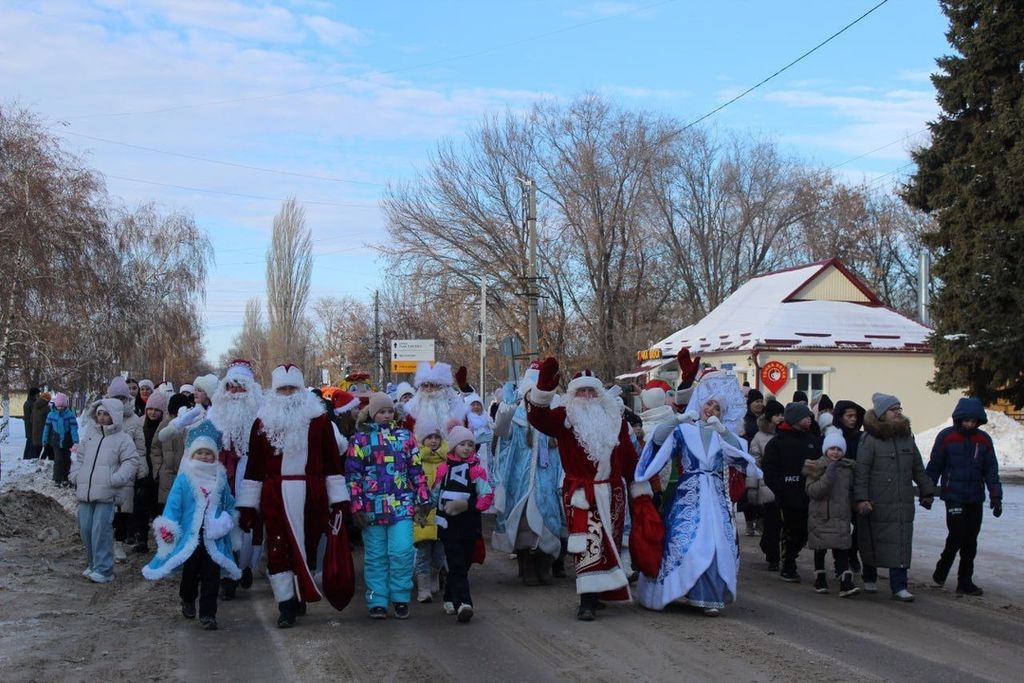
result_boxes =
[373,290,383,386]
[521,177,540,359]
[479,276,487,400]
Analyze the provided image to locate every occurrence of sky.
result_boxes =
[1,0,951,364]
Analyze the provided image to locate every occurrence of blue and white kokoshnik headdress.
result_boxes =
[684,370,747,434]
[184,419,223,458]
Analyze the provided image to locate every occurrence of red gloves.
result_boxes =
[239,507,258,533]
[676,347,701,389]
[159,526,174,543]
[536,357,560,392]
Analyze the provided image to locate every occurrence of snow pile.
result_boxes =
[916,409,1024,470]
[1,418,79,513]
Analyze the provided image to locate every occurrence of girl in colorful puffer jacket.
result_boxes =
[346,393,429,619]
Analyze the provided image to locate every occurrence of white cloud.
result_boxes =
[302,15,364,46]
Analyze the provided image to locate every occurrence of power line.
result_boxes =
[68,0,679,120]
[682,0,890,130]
[58,129,387,187]
[829,127,929,171]
[103,173,380,208]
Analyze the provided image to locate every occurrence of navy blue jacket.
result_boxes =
[925,398,1002,504]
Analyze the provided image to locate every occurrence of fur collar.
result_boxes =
[802,455,854,480]
[757,415,777,435]
[863,409,912,439]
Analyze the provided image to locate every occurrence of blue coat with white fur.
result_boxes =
[142,465,242,580]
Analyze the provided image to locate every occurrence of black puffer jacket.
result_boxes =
[762,423,821,509]
[832,400,865,460]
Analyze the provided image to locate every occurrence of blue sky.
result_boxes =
[1,0,949,363]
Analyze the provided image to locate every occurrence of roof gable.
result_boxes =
[782,259,882,305]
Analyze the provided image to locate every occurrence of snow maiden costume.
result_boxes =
[634,370,761,615]
[491,361,565,585]
[143,419,240,626]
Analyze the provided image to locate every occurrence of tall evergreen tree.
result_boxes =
[903,0,1024,406]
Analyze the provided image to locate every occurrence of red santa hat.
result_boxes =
[640,379,671,409]
[224,359,256,384]
[331,390,360,416]
[567,369,604,396]
[271,364,304,390]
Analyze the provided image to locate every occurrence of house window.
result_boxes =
[796,371,825,398]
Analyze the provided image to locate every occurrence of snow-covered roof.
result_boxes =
[654,259,932,355]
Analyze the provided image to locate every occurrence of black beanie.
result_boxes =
[793,390,809,404]
[746,389,764,407]
[763,399,785,420]
[817,394,834,412]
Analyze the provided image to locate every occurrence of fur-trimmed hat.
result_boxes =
[225,359,255,384]
[463,392,484,407]
[331,390,360,415]
[271,364,304,391]
[567,369,603,396]
[394,382,415,402]
[414,362,453,388]
[184,419,222,458]
[193,374,219,398]
[367,392,394,419]
[822,426,846,455]
[447,425,475,448]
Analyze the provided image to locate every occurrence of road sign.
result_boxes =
[391,361,419,374]
[390,339,435,362]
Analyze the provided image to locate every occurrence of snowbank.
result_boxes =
[916,409,1024,470]
[1,418,78,513]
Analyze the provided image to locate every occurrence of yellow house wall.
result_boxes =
[794,266,871,302]
[651,350,961,428]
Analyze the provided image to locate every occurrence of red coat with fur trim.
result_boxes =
[239,412,347,603]
[526,401,645,600]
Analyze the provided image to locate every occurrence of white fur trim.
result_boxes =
[414,361,453,387]
[271,364,305,390]
[269,571,296,602]
[570,488,590,510]
[567,375,604,396]
[567,533,588,554]
[334,396,360,414]
[204,510,234,540]
[281,478,323,600]
[528,387,556,407]
[237,479,263,510]
[575,566,630,594]
[630,480,653,499]
[152,516,181,559]
[326,474,350,504]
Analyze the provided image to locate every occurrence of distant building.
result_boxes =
[619,258,960,427]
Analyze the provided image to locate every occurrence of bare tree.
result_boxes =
[266,198,313,373]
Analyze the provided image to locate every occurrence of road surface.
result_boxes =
[1,486,1021,682]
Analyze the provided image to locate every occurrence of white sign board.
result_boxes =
[391,339,435,362]
[320,368,330,385]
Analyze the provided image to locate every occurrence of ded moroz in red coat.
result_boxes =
[237,395,349,604]
[527,383,649,601]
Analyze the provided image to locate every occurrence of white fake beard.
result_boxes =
[210,382,263,457]
[407,389,466,432]
[257,391,324,456]
[565,394,621,467]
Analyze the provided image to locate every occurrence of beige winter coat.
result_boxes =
[745,417,777,505]
[152,418,186,504]
[70,399,140,504]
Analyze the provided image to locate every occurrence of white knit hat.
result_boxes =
[822,427,846,455]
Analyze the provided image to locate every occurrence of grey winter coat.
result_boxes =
[745,417,777,505]
[854,410,935,568]
[70,399,140,504]
[803,456,854,550]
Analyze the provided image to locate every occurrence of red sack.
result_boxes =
[322,510,355,611]
[728,467,746,503]
[472,536,486,565]
[628,494,664,578]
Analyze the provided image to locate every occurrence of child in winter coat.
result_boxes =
[432,426,494,623]
[143,420,240,630]
[69,399,140,584]
[42,392,79,487]
[803,428,859,598]
[413,422,448,604]
[346,392,429,619]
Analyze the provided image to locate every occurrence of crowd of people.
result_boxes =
[16,347,1004,631]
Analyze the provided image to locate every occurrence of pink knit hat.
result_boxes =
[145,390,169,413]
[106,376,131,399]
[53,392,70,409]
[447,425,475,448]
